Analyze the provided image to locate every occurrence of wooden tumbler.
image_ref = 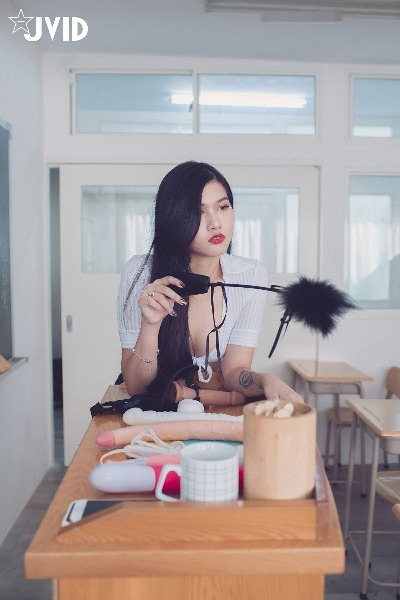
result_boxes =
[243,400,316,500]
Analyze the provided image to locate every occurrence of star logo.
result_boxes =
[8,9,34,34]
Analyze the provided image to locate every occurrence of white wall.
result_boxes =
[44,52,400,466]
[0,2,52,545]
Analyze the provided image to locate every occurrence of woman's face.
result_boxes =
[189,180,234,259]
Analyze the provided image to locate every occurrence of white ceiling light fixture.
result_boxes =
[171,92,307,108]
[204,0,400,20]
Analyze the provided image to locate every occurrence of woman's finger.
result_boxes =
[144,282,186,306]
[154,276,185,288]
[150,294,175,315]
[153,284,187,305]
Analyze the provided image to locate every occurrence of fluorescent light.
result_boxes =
[171,92,307,109]
[171,93,195,105]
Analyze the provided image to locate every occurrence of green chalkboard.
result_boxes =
[0,122,12,359]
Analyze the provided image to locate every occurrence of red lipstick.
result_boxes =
[208,234,225,244]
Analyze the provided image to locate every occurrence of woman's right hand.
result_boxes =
[139,276,186,326]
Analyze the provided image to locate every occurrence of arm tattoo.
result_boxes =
[238,370,263,391]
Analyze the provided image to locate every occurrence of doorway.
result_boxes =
[49,167,64,465]
[58,163,319,464]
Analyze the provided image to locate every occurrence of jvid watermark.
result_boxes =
[9,9,88,42]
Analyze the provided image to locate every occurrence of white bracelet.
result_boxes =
[132,347,159,371]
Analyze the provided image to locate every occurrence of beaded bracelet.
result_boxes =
[132,347,160,371]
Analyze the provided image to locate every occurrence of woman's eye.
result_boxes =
[219,204,230,211]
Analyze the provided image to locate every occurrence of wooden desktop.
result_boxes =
[25,386,344,600]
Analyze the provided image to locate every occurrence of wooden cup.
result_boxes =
[243,400,316,500]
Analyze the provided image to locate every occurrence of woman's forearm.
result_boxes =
[122,321,161,395]
[223,367,303,402]
[222,367,265,397]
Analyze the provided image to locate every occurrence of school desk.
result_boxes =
[25,385,344,600]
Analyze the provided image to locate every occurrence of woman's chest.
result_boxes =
[188,289,224,357]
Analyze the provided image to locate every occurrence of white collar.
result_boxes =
[220,254,255,276]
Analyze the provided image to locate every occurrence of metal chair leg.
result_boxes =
[344,413,358,541]
[360,435,380,599]
[325,418,332,469]
[333,424,341,482]
[397,538,400,600]
[360,427,366,497]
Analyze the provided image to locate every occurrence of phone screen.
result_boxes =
[61,499,121,526]
[61,498,157,526]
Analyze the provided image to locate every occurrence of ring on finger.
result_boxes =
[147,291,156,298]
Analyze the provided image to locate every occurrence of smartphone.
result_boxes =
[61,499,123,526]
[61,498,156,527]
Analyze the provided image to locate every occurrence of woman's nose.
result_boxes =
[206,213,221,230]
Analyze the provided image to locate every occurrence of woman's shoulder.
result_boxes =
[121,254,153,283]
[122,253,153,277]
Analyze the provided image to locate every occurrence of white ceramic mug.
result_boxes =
[155,442,239,502]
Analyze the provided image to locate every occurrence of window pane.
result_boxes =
[75,74,193,133]
[349,176,400,308]
[198,74,315,134]
[352,77,400,138]
[232,187,299,273]
[81,186,156,273]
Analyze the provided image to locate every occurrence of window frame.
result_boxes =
[344,169,400,315]
[349,73,400,142]
[69,67,319,141]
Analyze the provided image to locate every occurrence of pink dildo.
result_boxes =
[95,420,243,447]
[96,431,116,447]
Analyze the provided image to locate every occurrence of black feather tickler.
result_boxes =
[170,272,357,364]
[276,276,357,336]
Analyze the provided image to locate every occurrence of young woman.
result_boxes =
[117,161,302,404]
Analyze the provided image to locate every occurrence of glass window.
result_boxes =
[81,184,299,275]
[74,71,316,136]
[75,73,193,134]
[349,176,400,309]
[81,185,156,273]
[232,187,299,273]
[197,74,315,134]
[352,77,400,138]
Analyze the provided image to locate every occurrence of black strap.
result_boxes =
[207,282,287,362]
[90,396,142,417]
[204,284,228,381]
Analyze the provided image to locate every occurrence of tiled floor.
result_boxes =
[1,409,400,600]
[325,469,400,600]
[0,404,66,600]
[0,464,66,600]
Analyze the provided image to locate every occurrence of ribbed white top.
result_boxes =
[117,253,268,379]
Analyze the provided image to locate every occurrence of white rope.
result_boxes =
[100,427,185,463]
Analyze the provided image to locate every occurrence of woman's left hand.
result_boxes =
[261,373,304,403]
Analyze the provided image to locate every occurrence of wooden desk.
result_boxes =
[288,361,373,489]
[287,361,373,405]
[344,399,400,598]
[25,386,344,600]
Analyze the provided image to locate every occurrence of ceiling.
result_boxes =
[8,0,400,63]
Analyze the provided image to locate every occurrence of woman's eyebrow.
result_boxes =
[201,196,229,206]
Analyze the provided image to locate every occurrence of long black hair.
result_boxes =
[125,161,234,391]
